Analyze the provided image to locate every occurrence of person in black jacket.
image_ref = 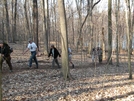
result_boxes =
[0,41,13,72]
[48,45,61,68]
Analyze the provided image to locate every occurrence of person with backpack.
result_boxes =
[68,47,74,68]
[0,41,13,72]
[90,47,97,63]
[97,47,103,63]
[48,45,61,68]
[22,38,38,69]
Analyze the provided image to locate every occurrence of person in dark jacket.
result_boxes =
[0,41,13,72]
[48,45,61,68]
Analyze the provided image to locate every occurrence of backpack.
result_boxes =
[3,43,13,55]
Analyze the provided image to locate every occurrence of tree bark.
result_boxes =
[58,0,72,80]
[102,27,106,60]
[115,0,120,66]
[42,0,49,54]
[12,0,17,43]
[0,55,2,101]
[125,0,132,79]
[24,0,31,39]
[4,0,10,43]
[107,0,112,64]
[33,0,39,48]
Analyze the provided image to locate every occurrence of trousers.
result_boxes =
[29,51,38,68]
[52,58,60,68]
[0,55,13,71]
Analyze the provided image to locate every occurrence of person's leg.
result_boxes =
[69,56,74,68]
[52,58,55,68]
[55,58,60,68]
[92,55,94,62]
[29,52,34,68]
[33,52,38,68]
[100,55,102,63]
[5,56,13,71]
[0,55,3,72]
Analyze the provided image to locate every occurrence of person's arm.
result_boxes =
[23,48,29,55]
[57,49,61,57]
[48,49,52,57]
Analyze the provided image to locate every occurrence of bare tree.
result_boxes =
[12,0,17,43]
[125,0,132,79]
[132,1,134,52]
[107,0,113,64]
[58,0,72,80]
[0,55,2,101]
[4,0,10,42]
[24,0,31,39]
[33,0,39,48]
[102,27,106,60]
[115,0,120,66]
[42,0,49,54]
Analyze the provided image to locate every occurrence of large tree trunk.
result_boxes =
[125,0,132,79]
[33,0,39,48]
[2,6,5,42]
[132,1,134,52]
[24,0,31,39]
[75,0,82,51]
[115,0,120,66]
[71,9,75,45]
[102,27,106,60]
[42,0,49,54]
[12,0,17,43]
[58,0,72,80]
[0,55,2,101]
[4,0,10,43]
[107,0,112,64]
[87,0,93,54]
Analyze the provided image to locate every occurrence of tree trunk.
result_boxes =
[4,0,10,43]
[102,27,106,60]
[42,0,49,54]
[125,0,132,79]
[107,0,112,64]
[33,0,39,48]
[71,9,75,45]
[58,0,72,80]
[12,0,17,43]
[75,0,82,51]
[132,1,134,52]
[0,55,2,101]
[115,0,120,66]
[24,0,31,39]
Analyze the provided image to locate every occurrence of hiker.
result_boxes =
[48,45,61,68]
[0,41,13,72]
[90,48,97,63]
[97,47,102,63]
[22,38,38,69]
[68,47,74,68]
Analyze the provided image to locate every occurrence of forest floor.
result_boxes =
[2,43,134,101]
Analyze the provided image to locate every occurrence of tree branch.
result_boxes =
[80,0,101,30]
[92,0,101,10]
